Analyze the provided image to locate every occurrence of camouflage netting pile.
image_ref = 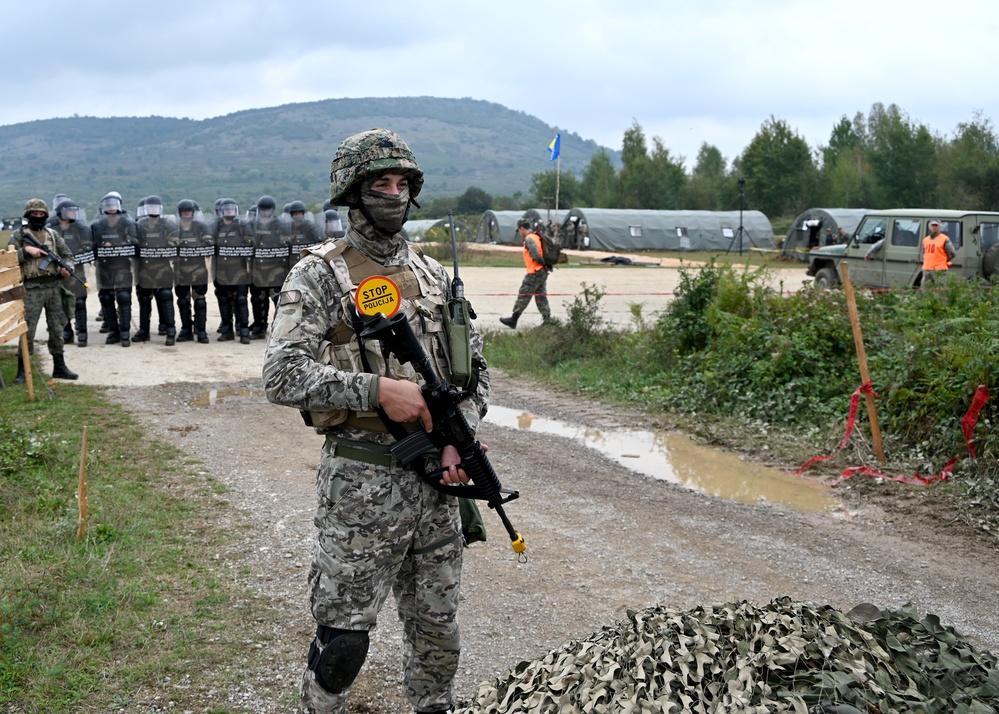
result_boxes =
[455,597,999,714]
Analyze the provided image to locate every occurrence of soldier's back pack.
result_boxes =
[539,231,564,268]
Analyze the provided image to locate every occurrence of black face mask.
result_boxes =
[27,215,47,230]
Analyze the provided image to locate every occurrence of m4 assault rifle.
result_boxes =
[359,311,526,559]
[19,232,89,288]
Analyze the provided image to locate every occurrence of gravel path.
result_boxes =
[105,371,999,713]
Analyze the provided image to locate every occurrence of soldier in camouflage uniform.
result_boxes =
[248,195,291,340]
[134,196,180,345]
[11,199,79,382]
[174,199,214,343]
[212,198,254,344]
[51,199,94,347]
[91,192,138,346]
[263,128,489,714]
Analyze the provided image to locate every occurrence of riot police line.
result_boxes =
[44,192,347,348]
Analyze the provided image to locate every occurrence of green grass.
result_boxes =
[0,350,294,713]
[482,266,999,533]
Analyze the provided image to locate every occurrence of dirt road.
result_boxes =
[12,260,999,712]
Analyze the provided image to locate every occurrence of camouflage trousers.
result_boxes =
[921,268,948,289]
[511,270,550,320]
[300,438,463,714]
[23,282,68,356]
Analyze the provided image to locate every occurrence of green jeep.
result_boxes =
[806,209,999,288]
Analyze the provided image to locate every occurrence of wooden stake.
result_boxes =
[840,263,887,463]
[77,426,89,540]
[19,334,34,402]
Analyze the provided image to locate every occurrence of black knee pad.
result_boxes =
[116,288,132,306]
[306,626,369,694]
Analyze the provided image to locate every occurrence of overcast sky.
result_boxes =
[4,0,996,171]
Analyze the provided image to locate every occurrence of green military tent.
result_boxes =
[557,208,775,252]
[474,210,523,245]
[783,208,868,261]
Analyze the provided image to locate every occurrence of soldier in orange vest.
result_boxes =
[499,219,551,328]
[920,219,956,289]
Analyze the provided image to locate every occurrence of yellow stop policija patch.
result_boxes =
[355,275,402,317]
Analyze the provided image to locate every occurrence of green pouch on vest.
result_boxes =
[459,497,486,545]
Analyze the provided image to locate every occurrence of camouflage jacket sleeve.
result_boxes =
[945,238,957,262]
[262,254,378,414]
[525,234,544,265]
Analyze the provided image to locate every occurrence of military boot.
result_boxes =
[51,354,78,380]
[165,327,176,347]
[499,315,519,329]
[235,294,251,345]
[118,295,133,347]
[132,296,152,342]
[100,295,120,343]
[14,354,26,384]
[194,298,210,344]
[217,294,235,341]
[63,322,74,344]
[75,303,88,347]
[176,295,194,342]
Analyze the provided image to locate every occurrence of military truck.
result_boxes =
[806,209,999,288]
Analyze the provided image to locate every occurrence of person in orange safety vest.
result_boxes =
[499,219,551,328]
[920,219,956,289]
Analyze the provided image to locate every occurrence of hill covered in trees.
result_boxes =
[0,96,615,217]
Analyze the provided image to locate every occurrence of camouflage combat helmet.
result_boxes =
[23,198,48,217]
[329,128,424,206]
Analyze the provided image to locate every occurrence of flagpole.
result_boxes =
[554,154,560,237]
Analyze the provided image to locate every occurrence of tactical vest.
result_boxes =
[176,219,214,286]
[304,240,452,432]
[17,227,62,282]
[92,216,137,289]
[249,218,290,287]
[136,216,179,289]
[214,219,253,286]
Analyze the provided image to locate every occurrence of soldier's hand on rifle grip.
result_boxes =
[439,443,489,485]
[440,445,468,485]
[377,377,433,432]
[24,245,44,258]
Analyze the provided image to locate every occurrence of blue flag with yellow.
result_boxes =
[548,134,561,162]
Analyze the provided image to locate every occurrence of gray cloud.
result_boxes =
[3,0,996,168]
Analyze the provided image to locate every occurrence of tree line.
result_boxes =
[413,103,999,228]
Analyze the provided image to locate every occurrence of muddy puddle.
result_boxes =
[189,387,264,408]
[485,405,840,513]
[187,389,840,513]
